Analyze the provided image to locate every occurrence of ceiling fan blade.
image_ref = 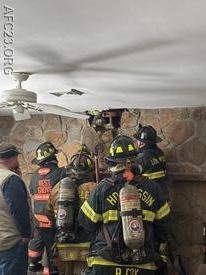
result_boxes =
[75,66,170,77]
[23,46,63,66]
[72,39,175,64]
[12,108,31,121]
[23,38,175,75]
[37,104,89,119]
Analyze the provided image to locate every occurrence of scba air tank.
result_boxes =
[56,177,76,242]
[119,184,145,250]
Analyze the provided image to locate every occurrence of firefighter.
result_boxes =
[46,151,97,274]
[78,135,172,275]
[47,150,97,242]
[133,125,169,200]
[28,141,66,274]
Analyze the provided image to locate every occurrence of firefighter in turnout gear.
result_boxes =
[134,126,178,274]
[79,135,172,275]
[133,125,169,200]
[46,150,97,274]
[28,142,66,274]
[47,150,97,242]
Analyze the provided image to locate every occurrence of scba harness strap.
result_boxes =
[120,209,142,218]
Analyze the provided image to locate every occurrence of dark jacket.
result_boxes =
[136,145,166,181]
[29,162,66,228]
[3,175,31,238]
[78,173,171,270]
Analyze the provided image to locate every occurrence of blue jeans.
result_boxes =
[0,240,28,275]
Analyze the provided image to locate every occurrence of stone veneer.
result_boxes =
[1,107,206,274]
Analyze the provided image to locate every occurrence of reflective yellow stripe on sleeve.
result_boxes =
[81,201,102,223]
[142,210,155,222]
[57,242,90,249]
[102,210,119,223]
[155,202,170,220]
[142,170,166,180]
[87,256,157,270]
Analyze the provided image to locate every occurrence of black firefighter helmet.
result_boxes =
[106,135,138,164]
[32,141,58,165]
[70,152,94,175]
[134,124,162,144]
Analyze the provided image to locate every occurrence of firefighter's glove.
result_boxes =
[159,243,169,264]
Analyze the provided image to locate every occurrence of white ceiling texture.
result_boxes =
[1,0,206,114]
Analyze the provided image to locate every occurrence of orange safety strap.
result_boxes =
[34,214,53,228]
[34,214,51,223]
[38,222,52,228]
[38,167,51,175]
[28,249,43,258]
[33,194,50,201]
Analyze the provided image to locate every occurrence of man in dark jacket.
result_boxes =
[79,135,172,275]
[0,143,31,275]
[28,141,66,274]
[133,125,169,199]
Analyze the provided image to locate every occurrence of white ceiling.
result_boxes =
[1,0,206,114]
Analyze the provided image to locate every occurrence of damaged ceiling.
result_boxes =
[1,0,206,115]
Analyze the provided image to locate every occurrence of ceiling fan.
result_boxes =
[0,72,88,121]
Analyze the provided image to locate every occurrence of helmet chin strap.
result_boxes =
[109,163,127,173]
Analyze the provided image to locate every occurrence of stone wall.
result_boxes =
[120,108,206,174]
[0,115,100,185]
[1,107,206,274]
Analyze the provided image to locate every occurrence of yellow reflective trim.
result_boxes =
[109,147,114,156]
[142,210,155,222]
[87,256,157,270]
[36,155,45,160]
[87,158,92,166]
[44,151,51,157]
[102,209,155,223]
[36,149,44,160]
[81,201,102,223]
[142,171,166,180]
[89,110,101,116]
[155,202,170,220]
[36,150,52,160]
[102,210,119,223]
[116,146,123,153]
[128,144,135,151]
[57,242,90,248]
